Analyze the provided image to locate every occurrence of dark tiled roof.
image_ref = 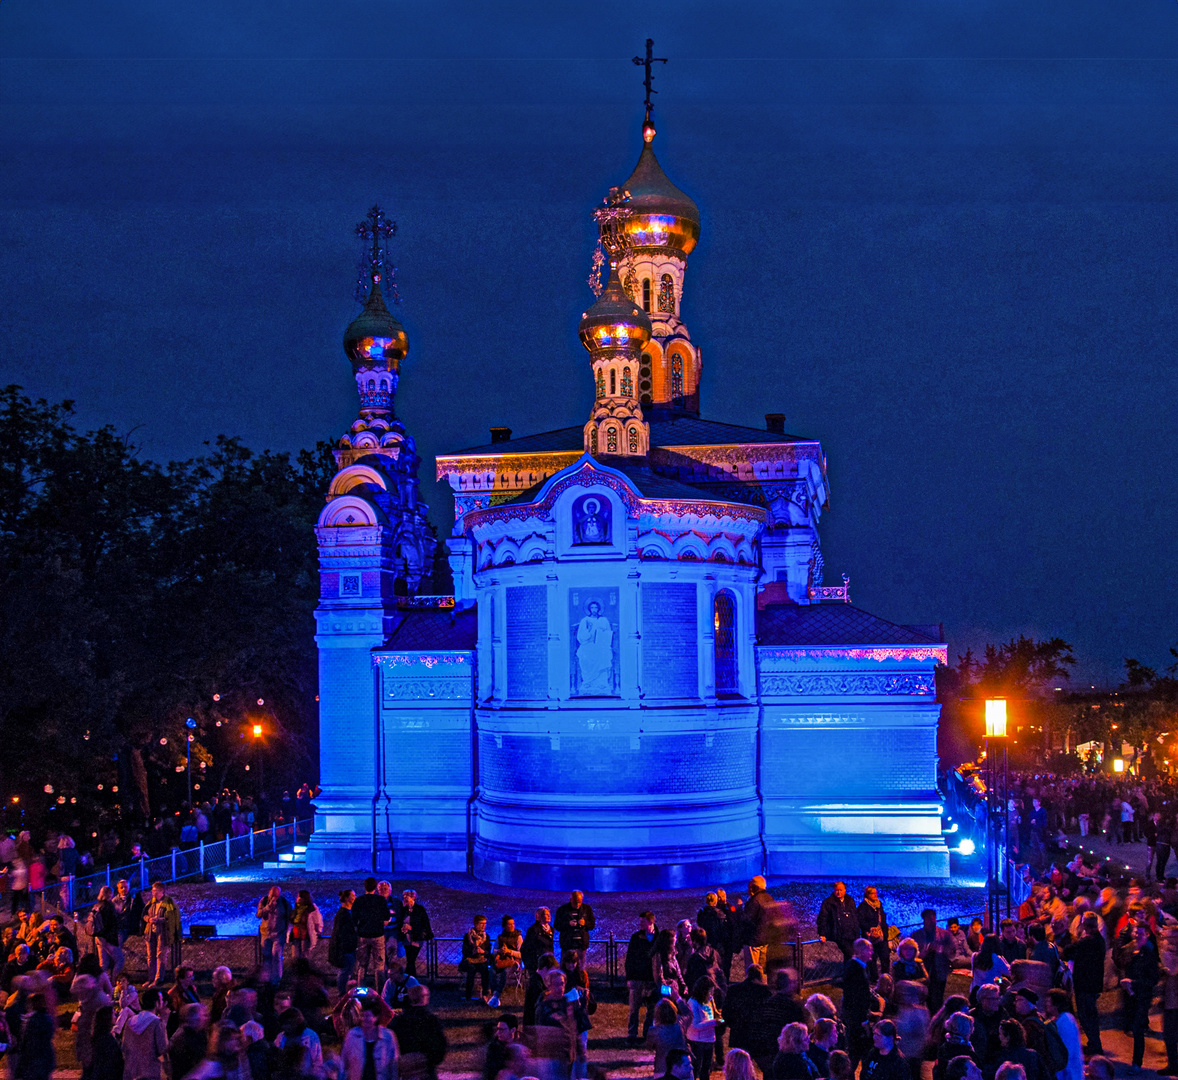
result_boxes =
[757,604,942,647]
[448,415,811,456]
[614,466,758,505]
[383,607,478,651]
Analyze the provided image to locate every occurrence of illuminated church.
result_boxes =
[305,93,950,886]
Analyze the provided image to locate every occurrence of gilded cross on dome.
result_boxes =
[355,205,399,304]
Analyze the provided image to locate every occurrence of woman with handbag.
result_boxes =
[290,890,323,960]
[489,915,523,1007]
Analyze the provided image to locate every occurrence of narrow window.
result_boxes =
[591,428,598,454]
[671,355,684,400]
[596,368,605,398]
[621,366,633,397]
[628,427,638,453]
[658,274,675,314]
[714,591,737,693]
[610,368,616,395]
[606,426,618,453]
[642,278,652,312]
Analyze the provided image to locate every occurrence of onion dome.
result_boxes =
[620,124,700,255]
[343,281,408,372]
[579,262,652,357]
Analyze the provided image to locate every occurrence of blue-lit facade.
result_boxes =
[305,118,950,887]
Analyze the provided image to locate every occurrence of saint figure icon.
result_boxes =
[575,600,614,694]
[573,495,610,544]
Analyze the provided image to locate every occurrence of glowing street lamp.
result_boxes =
[1113,758,1125,773]
[252,724,263,738]
[985,699,1008,739]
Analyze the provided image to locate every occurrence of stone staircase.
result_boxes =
[262,844,307,871]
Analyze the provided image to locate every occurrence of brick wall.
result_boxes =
[642,583,698,698]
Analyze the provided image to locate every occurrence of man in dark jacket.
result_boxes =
[89,886,121,976]
[818,881,861,960]
[328,889,359,995]
[351,877,391,989]
[390,985,448,1080]
[553,891,595,956]
[741,876,781,969]
[842,939,874,1069]
[725,963,771,1054]
[1063,912,1105,1054]
[624,911,657,1043]
[1122,921,1161,1068]
[746,967,804,1074]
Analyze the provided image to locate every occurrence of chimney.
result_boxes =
[765,413,785,435]
[490,427,512,444]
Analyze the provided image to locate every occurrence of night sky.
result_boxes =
[2,2,1175,685]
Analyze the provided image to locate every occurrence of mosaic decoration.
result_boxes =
[760,673,936,696]
[570,587,619,695]
[761,646,949,664]
[658,274,675,314]
[394,595,456,609]
[572,493,612,544]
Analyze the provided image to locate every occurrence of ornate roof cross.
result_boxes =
[632,38,667,121]
[355,205,399,304]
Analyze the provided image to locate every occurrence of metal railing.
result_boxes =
[18,817,314,919]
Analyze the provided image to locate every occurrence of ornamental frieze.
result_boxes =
[759,673,936,697]
[381,677,472,701]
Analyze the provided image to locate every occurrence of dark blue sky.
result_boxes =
[2,2,1176,684]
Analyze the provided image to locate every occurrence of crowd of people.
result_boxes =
[1,849,1176,1080]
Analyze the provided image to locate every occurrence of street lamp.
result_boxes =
[252,723,264,798]
[185,718,197,806]
[984,699,1010,930]
[1113,758,1125,773]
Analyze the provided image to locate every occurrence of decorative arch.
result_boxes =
[327,464,388,498]
[318,493,383,528]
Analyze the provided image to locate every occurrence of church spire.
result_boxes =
[580,187,652,459]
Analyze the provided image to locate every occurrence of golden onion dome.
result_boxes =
[579,262,652,356]
[620,124,700,255]
[343,281,408,371]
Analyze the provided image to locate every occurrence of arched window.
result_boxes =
[623,271,637,302]
[591,428,598,454]
[642,278,652,312]
[658,274,675,314]
[367,379,376,391]
[714,591,737,693]
[671,355,684,400]
[610,368,616,395]
[380,379,388,392]
[628,426,638,453]
[606,426,618,453]
[621,366,633,397]
[596,368,605,398]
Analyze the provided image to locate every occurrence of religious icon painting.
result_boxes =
[569,587,619,696]
[572,492,611,544]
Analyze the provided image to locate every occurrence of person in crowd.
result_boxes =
[381,955,421,1011]
[352,878,391,990]
[934,1012,976,1080]
[122,986,170,1080]
[89,886,122,976]
[141,883,180,988]
[15,992,56,1080]
[652,928,685,996]
[997,1019,1045,1080]
[289,890,323,961]
[479,1012,518,1080]
[724,964,771,1059]
[1121,919,1160,1069]
[71,953,112,1080]
[841,939,875,1071]
[341,998,398,1080]
[209,967,234,1024]
[625,911,659,1045]
[686,976,721,1080]
[534,968,590,1080]
[741,877,778,970]
[997,921,1025,966]
[773,1022,819,1080]
[913,909,955,1014]
[167,965,201,1032]
[862,1020,907,1080]
[817,883,861,961]
[893,979,928,1080]
[971,936,1011,996]
[554,892,595,958]
[892,939,928,983]
[256,886,292,983]
[648,998,689,1077]
[390,984,448,1080]
[808,1017,839,1078]
[698,894,732,981]
[970,983,1004,1080]
[490,914,523,1009]
[1063,911,1105,1055]
[397,890,433,979]
[113,880,142,970]
[946,918,972,963]
[329,889,360,995]
[523,953,558,1028]
[273,1007,323,1073]
[857,887,891,976]
[725,1048,758,1080]
[659,1048,695,1080]
[167,1002,210,1080]
[1043,989,1083,1080]
[461,914,493,1004]
[522,908,554,975]
[91,1006,125,1080]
